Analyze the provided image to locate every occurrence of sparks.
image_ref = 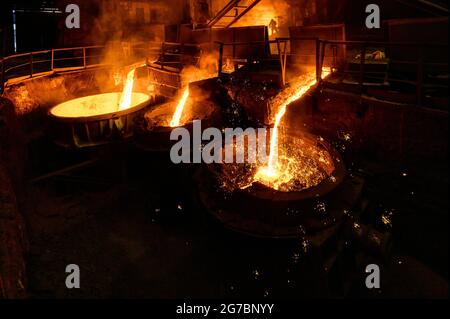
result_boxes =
[254,68,331,190]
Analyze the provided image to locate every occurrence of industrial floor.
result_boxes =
[20,138,449,299]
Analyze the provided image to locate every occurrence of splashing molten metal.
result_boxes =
[253,69,331,191]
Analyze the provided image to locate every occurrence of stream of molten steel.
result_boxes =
[254,69,330,184]
[170,86,190,127]
[118,69,136,111]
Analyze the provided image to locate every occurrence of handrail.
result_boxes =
[52,45,104,52]
[0,46,108,94]
[215,37,319,85]
[153,42,203,72]
[1,50,51,62]
[316,39,448,107]
[0,43,161,94]
[162,42,200,48]
[215,40,279,46]
[214,37,448,108]
[320,39,448,48]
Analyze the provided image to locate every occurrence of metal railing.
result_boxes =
[1,42,163,94]
[216,37,321,86]
[317,40,449,106]
[153,42,203,71]
[0,46,107,94]
[216,37,448,107]
[3,40,447,108]
[0,46,105,93]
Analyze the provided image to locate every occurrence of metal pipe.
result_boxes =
[29,53,33,77]
[0,59,4,94]
[83,47,86,68]
[51,49,54,70]
[320,39,447,48]
[316,39,321,83]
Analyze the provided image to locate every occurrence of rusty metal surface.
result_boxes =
[195,164,364,239]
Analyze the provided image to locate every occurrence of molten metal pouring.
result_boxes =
[170,86,190,127]
[118,69,136,111]
[254,69,331,191]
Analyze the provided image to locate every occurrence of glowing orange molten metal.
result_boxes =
[50,92,150,118]
[170,86,190,127]
[254,69,331,190]
[118,69,136,111]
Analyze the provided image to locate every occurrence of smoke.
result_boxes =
[180,51,219,84]
[211,0,291,37]
[81,1,183,44]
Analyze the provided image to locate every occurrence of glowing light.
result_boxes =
[254,68,331,190]
[254,73,317,187]
[118,69,136,111]
[170,86,190,127]
[50,92,150,118]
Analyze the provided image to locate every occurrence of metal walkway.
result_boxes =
[207,0,262,29]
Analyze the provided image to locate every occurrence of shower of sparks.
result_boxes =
[253,69,331,190]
